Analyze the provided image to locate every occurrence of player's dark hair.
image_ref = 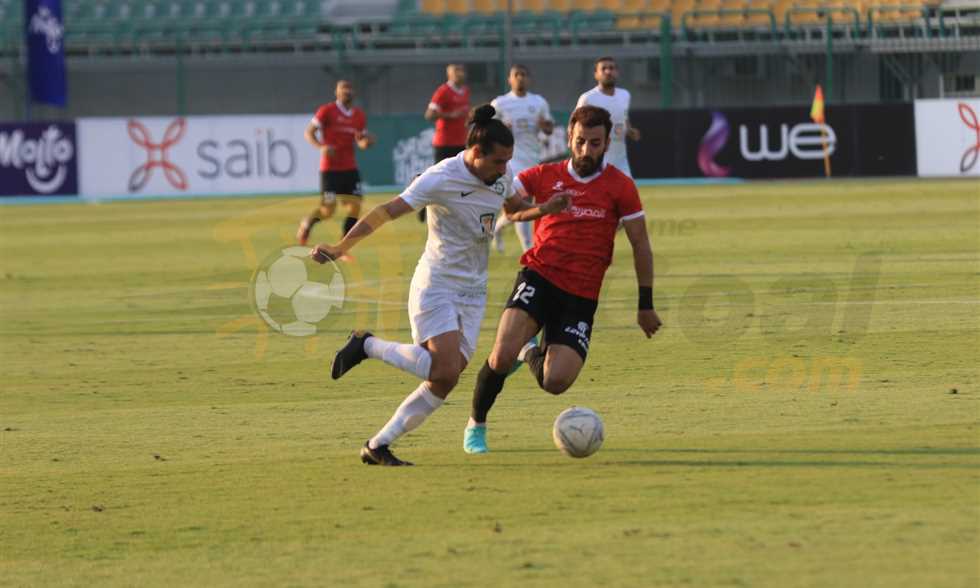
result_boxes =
[568,105,612,138]
[594,56,616,70]
[510,63,529,75]
[467,104,514,154]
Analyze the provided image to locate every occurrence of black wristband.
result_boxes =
[639,286,654,311]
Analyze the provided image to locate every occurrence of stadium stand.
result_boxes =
[0,0,974,57]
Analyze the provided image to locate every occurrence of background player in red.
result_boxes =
[463,105,663,454]
[420,63,470,222]
[297,79,375,247]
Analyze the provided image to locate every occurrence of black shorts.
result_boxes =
[505,267,598,360]
[320,170,362,203]
[434,145,464,163]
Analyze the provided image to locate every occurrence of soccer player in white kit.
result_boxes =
[309,104,570,466]
[575,56,641,177]
[490,64,554,254]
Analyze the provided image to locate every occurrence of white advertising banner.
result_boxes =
[914,98,980,177]
[77,115,319,198]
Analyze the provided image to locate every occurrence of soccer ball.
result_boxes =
[250,246,346,337]
[552,406,604,458]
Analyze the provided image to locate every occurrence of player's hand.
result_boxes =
[540,191,572,215]
[538,118,555,134]
[310,243,342,264]
[356,131,375,149]
[321,144,337,157]
[627,127,642,141]
[637,309,662,338]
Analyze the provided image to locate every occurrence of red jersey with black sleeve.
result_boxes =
[312,101,366,172]
[429,83,470,147]
[516,161,644,301]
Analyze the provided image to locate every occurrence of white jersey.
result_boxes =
[576,86,632,177]
[399,152,514,293]
[491,91,552,173]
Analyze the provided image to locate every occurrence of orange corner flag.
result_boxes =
[810,85,825,124]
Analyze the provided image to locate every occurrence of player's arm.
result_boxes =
[538,99,554,135]
[310,197,413,262]
[305,120,335,157]
[626,119,641,141]
[502,185,569,222]
[425,106,465,121]
[622,215,662,338]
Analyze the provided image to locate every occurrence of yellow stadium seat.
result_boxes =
[517,0,547,12]
[546,0,572,10]
[446,0,468,12]
[599,0,620,10]
[473,0,497,12]
[420,0,446,13]
[572,0,598,10]
[621,0,648,10]
[649,0,670,11]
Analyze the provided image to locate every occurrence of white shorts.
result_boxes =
[408,284,486,361]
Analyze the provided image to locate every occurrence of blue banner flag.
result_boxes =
[25,0,67,107]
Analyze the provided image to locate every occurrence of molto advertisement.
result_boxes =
[628,104,917,179]
[914,99,980,177]
[0,121,78,197]
[77,115,319,198]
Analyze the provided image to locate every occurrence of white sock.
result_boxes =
[369,383,444,449]
[515,221,534,252]
[494,214,512,234]
[364,336,432,380]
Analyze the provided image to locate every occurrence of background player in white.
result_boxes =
[490,64,554,254]
[309,105,569,466]
[576,56,641,177]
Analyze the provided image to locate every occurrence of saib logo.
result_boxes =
[0,125,75,194]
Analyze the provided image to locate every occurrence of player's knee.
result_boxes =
[542,374,573,395]
[430,368,460,391]
[488,346,519,374]
[429,357,462,390]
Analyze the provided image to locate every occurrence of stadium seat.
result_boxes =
[419,0,446,13]
[472,0,498,13]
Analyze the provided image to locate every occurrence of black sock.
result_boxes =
[526,346,546,389]
[471,361,508,423]
[418,208,427,223]
[342,216,357,237]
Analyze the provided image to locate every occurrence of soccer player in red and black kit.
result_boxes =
[420,63,470,222]
[463,105,663,454]
[297,79,375,246]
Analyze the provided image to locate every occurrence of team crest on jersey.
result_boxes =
[492,179,506,195]
[552,181,564,191]
[479,213,496,238]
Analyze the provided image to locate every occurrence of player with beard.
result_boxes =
[462,105,662,454]
[310,104,570,466]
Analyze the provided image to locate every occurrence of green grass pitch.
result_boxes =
[1,178,977,586]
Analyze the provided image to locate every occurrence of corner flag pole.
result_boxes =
[810,84,831,178]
